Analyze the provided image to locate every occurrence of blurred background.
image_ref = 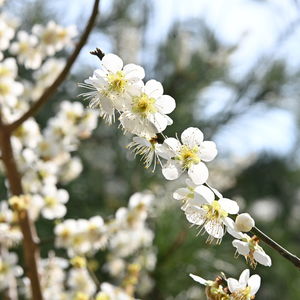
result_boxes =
[3,0,300,299]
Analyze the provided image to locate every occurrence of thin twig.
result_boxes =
[251,226,300,269]
[7,0,101,132]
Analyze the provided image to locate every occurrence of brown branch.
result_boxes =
[7,0,101,133]
[0,118,42,300]
[251,226,300,269]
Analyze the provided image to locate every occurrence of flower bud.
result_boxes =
[235,213,255,232]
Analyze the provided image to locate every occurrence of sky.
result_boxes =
[10,0,300,158]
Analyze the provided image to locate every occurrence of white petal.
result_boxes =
[156,95,176,114]
[165,115,173,125]
[162,161,182,180]
[144,79,163,98]
[94,68,108,80]
[199,141,218,162]
[194,185,215,204]
[164,137,181,153]
[189,274,207,286]
[119,113,140,134]
[173,188,190,200]
[132,136,151,147]
[188,162,208,185]
[148,113,169,133]
[205,221,224,238]
[248,275,261,296]
[185,206,206,225]
[57,189,69,204]
[219,198,239,215]
[155,144,173,160]
[232,240,250,256]
[227,278,241,293]
[239,269,250,287]
[123,63,145,80]
[181,127,204,147]
[253,250,272,267]
[102,53,123,73]
[127,82,144,97]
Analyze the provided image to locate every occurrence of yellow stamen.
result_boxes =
[203,201,228,220]
[107,71,127,93]
[44,196,58,207]
[70,256,86,268]
[176,145,200,169]
[132,93,157,117]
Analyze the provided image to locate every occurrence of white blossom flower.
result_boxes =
[232,235,271,268]
[227,269,261,300]
[104,257,126,277]
[160,127,217,184]
[0,57,17,79]
[33,21,77,56]
[190,273,230,299]
[82,53,145,123]
[0,17,15,51]
[183,188,239,243]
[40,255,68,300]
[10,31,43,69]
[59,156,83,183]
[86,216,108,250]
[0,77,24,107]
[68,268,96,297]
[55,219,78,249]
[119,79,175,138]
[12,118,41,148]
[0,251,23,291]
[41,186,69,219]
[0,201,22,248]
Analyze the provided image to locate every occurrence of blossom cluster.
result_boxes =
[52,192,156,299]
[0,2,161,297]
[0,8,77,125]
[81,52,274,297]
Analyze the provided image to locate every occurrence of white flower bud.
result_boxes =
[235,213,255,232]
